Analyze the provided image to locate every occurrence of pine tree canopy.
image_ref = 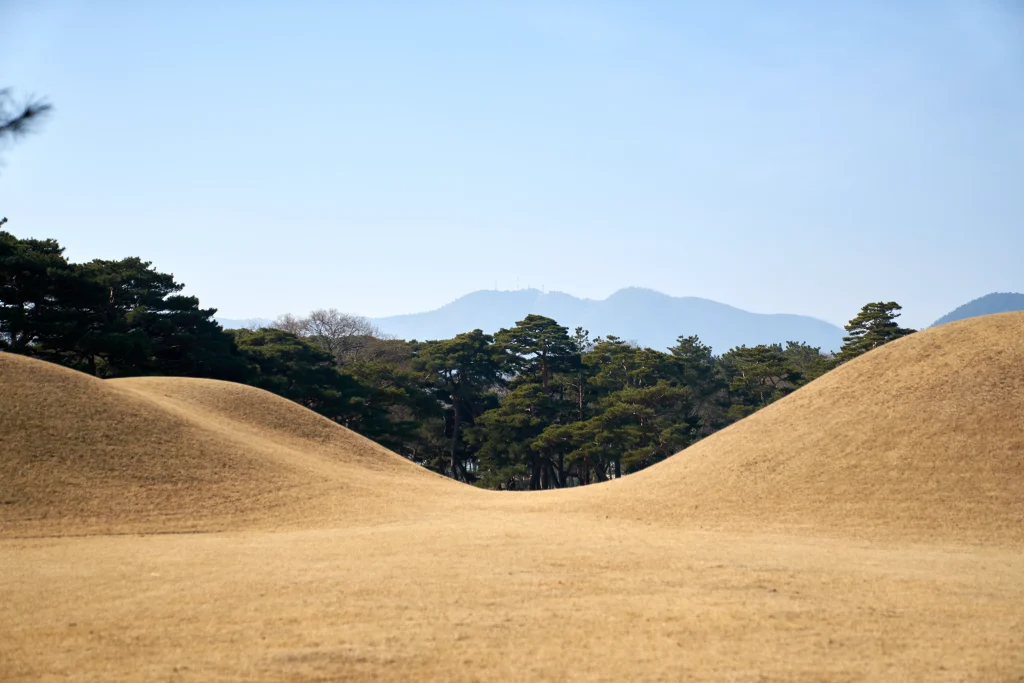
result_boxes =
[838,302,915,363]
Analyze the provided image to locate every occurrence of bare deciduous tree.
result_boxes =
[305,308,379,361]
[272,308,381,363]
[272,313,307,336]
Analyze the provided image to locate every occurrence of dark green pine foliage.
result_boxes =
[585,337,672,392]
[585,382,694,475]
[0,89,51,147]
[413,329,506,482]
[600,394,692,477]
[1,231,248,380]
[471,382,561,489]
[668,335,729,436]
[564,326,594,420]
[495,314,579,393]
[719,344,803,422]
[531,420,612,487]
[70,257,248,379]
[586,339,699,475]
[782,341,834,383]
[473,315,583,489]
[345,341,447,462]
[528,338,699,484]
[0,231,74,354]
[837,302,915,364]
[232,327,368,427]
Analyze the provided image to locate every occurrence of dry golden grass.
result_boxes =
[0,356,464,536]
[2,312,1024,681]
[576,310,1024,543]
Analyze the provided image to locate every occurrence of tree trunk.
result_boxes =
[614,458,621,479]
[11,303,31,351]
[578,380,584,421]
[529,458,542,490]
[449,395,461,481]
[547,460,560,489]
[557,453,566,488]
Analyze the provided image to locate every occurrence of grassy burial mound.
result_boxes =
[587,311,1024,542]
[0,354,461,537]
[4,311,1023,540]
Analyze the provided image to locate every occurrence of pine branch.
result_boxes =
[0,89,52,143]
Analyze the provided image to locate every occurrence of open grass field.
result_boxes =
[3,313,1024,681]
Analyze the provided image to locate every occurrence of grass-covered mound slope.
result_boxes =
[0,354,459,536]
[588,312,1024,541]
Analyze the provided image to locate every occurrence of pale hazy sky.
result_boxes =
[1,1,1021,329]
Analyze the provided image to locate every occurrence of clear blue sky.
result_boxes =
[2,1,1021,329]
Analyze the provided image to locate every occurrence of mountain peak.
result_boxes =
[371,288,843,353]
[932,292,1024,328]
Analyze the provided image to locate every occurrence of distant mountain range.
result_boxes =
[931,292,1024,327]
[215,317,273,330]
[370,288,845,354]
[217,289,1024,355]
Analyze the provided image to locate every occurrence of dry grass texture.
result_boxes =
[2,312,1024,681]
[0,356,463,536]
[583,310,1024,542]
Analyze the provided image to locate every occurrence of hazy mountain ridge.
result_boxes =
[931,293,1024,328]
[371,287,845,354]
[216,317,273,330]
[219,291,1024,350]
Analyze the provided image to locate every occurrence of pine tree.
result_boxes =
[1,233,248,380]
[471,383,557,489]
[0,231,73,353]
[233,327,362,419]
[69,257,248,379]
[668,334,729,435]
[0,88,51,155]
[495,314,578,393]
[782,341,834,383]
[719,344,802,421]
[837,302,915,364]
[414,330,505,482]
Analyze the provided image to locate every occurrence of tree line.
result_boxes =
[1,228,916,489]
